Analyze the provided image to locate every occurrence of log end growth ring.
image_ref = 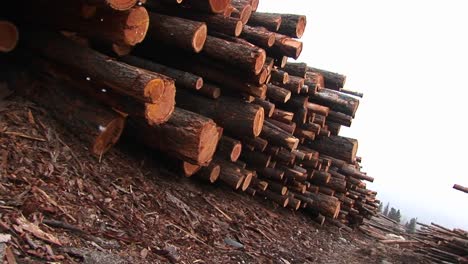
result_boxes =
[296,16,307,38]
[124,6,150,45]
[92,116,126,156]
[192,24,208,53]
[254,49,266,75]
[107,0,138,11]
[253,107,265,137]
[0,21,19,53]
[209,0,230,13]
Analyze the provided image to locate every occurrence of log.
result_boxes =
[258,189,289,207]
[306,102,329,116]
[203,35,266,74]
[241,25,275,49]
[146,13,207,53]
[287,196,302,210]
[307,67,346,91]
[216,136,242,162]
[240,149,271,168]
[261,120,299,150]
[258,168,284,181]
[271,109,294,123]
[241,137,268,152]
[181,0,230,14]
[266,84,291,104]
[230,2,252,24]
[271,13,307,39]
[270,69,289,84]
[0,20,18,53]
[15,2,149,46]
[196,162,221,183]
[309,88,360,117]
[268,33,303,60]
[22,72,126,157]
[340,89,364,98]
[310,171,331,184]
[283,62,307,78]
[216,158,254,190]
[327,110,352,127]
[198,83,221,99]
[274,75,304,94]
[176,90,265,137]
[253,98,275,117]
[267,181,288,195]
[307,135,358,163]
[131,108,220,164]
[120,55,203,90]
[86,0,138,10]
[267,119,296,135]
[453,184,468,193]
[24,31,172,104]
[308,193,341,219]
[247,12,282,32]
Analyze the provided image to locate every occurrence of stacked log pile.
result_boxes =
[1,0,378,228]
[413,222,468,263]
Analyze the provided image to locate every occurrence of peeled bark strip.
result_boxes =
[261,120,299,150]
[176,90,265,137]
[271,13,307,38]
[267,84,292,104]
[24,31,171,104]
[308,135,358,163]
[147,13,207,53]
[25,74,125,157]
[182,0,230,14]
[216,136,242,162]
[121,55,202,91]
[258,168,284,181]
[247,12,282,32]
[203,36,266,74]
[309,88,360,117]
[241,25,275,49]
[453,184,468,194]
[0,20,18,53]
[131,108,220,165]
[283,62,308,78]
[196,162,221,183]
[268,33,303,60]
[307,67,346,90]
[86,0,138,10]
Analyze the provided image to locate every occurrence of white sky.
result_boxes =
[259,0,468,229]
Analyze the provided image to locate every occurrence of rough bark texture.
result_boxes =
[241,25,275,49]
[261,120,299,151]
[247,12,282,32]
[272,13,307,38]
[308,135,359,163]
[267,84,291,104]
[216,136,242,162]
[146,13,207,53]
[270,69,289,84]
[307,67,346,90]
[198,83,221,99]
[253,98,275,117]
[309,88,360,117]
[283,62,308,78]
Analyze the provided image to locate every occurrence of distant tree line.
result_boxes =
[378,202,417,233]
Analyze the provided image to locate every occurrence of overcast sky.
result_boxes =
[259,0,468,229]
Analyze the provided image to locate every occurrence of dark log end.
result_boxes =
[123,6,150,45]
[92,116,126,156]
[199,122,220,164]
[0,21,19,53]
[253,107,265,137]
[254,49,267,74]
[209,0,230,13]
[296,15,307,38]
[108,0,138,10]
[183,162,201,177]
[193,24,208,53]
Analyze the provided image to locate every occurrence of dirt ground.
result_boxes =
[0,93,430,263]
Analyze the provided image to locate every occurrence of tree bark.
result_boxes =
[0,20,18,53]
[181,0,230,14]
[283,62,307,78]
[216,158,254,191]
[230,2,252,24]
[258,168,284,181]
[253,98,275,117]
[196,162,221,183]
[216,136,242,162]
[261,120,299,150]
[309,88,360,117]
[273,75,304,94]
[267,119,296,135]
[270,69,289,84]
[176,90,265,137]
[271,109,294,123]
[198,83,221,99]
[130,108,220,165]
[307,135,358,163]
[241,25,275,49]
[307,67,346,91]
[266,84,291,104]
[258,189,289,207]
[327,110,353,127]
[120,55,203,91]
[24,31,172,104]
[308,193,341,219]
[241,136,268,152]
[270,13,307,38]
[146,13,207,53]
[247,12,282,32]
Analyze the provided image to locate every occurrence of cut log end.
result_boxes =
[145,85,176,125]
[92,116,126,156]
[239,5,253,25]
[208,164,221,183]
[209,0,230,13]
[282,197,290,207]
[0,21,19,53]
[123,6,149,45]
[231,143,242,162]
[199,123,220,164]
[267,33,275,47]
[296,16,307,38]
[253,107,265,137]
[234,20,244,37]
[193,24,208,53]
[107,0,138,10]
[254,49,267,74]
[183,162,202,177]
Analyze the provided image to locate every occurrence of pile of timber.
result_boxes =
[412,222,468,263]
[1,0,378,228]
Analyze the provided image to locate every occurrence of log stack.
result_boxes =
[1,0,379,229]
[412,222,468,263]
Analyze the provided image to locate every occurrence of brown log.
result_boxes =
[230,3,252,24]
[293,108,308,126]
[181,161,202,177]
[289,182,307,194]
[275,148,296,165]
[267,13,307,39]
[283,62,307,78]
[22,72,125,157]
[327,110,353,127]
[326,177,347,193]
[180,0,230,14]
[216,136,242,162]
[307,67,346,91]
[131,108,219,164]
[281,166,307,182]
[306,102,329,116]
[318,186,335,196]
[310,88,360,117]
[307,135,358,163]
[264,145,280,157]
[24,31,171,104]
[302,122,321,135]
[305,71,325,89]
[86,0,138,10]
[313,114,326,127]
[15,2,149,46]
[308,193,341,219]
[121,55,202,90]
[453,184,468,193]
[267,119,296,135]
[253,98,275,117]
[241,137,268,152]
[287,196,302,210]
[310,171,331,184]
[146,13,207,53]
[247,12,282,32]
[268,33,303,60]
[176,90,264,137]
[258,168,284,181]
[198,83,221,99]
[216,158,254,190]
[274,56,288,68]
[300,85,309,95]
[258,189,289,207]
[266,84,291,104]
[261,120,299,150]
[266,181,288,195]
[0,20,18,53]
[274,75,304,94]
[240,149,271,168]
[271,109,294,123]
[270,69,289,84]
[196,162,221,183]
[241,25,275,49]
